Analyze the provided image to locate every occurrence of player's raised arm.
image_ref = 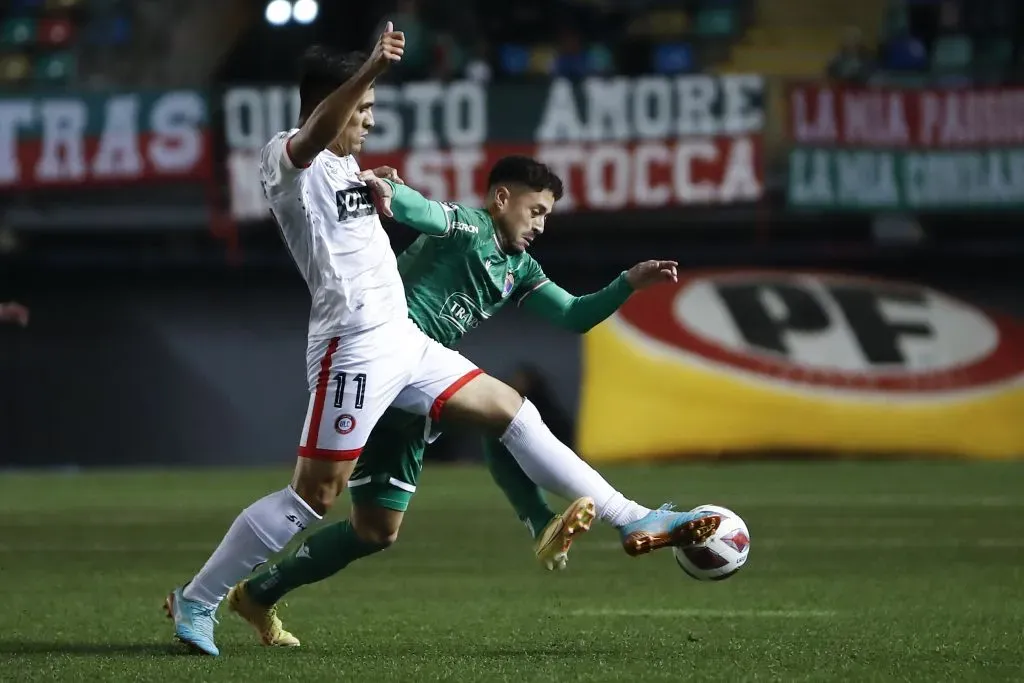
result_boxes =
[362,176,451,236]
[521,260,678,334]
[287,23,404,167]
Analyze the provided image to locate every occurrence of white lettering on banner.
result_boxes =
[227,149,267,221]
[587,144,631,209]
[0,101,34,183]
[835,151,900,207]
[720,137,760,202]
[449,147,483,207]
[904,151,1024,207]
[539,137,762,208]
[720,74,765,135]
[673,139,718,202]
[791,88,838,144]
[403,148,484,207]
[93,95,143,177]
[223,87,300,150]
[843,92,910,146]
[676,76,717,136]
[631,76,673,139]
[36,99,87,182]
[535,145,586,209]
[0,92,206,186]
[404,81,444,148]
[538,75,764,143]
[788,149,833,204]
[583,78,631,142]
[148,91,206,173]
[790,148,1024,208]
[223,82,487,153]
[632,142,672,206]
[368,85,402,152]
[444,81,486,147]
[536,79,583,142]
[917,91,1024,146]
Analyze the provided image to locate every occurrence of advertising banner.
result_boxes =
[224,75,766,220]
[0,91,212,189]
[786,84,1024,210]
[578,270,1024,461]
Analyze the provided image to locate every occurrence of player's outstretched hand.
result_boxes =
[0,301,29,326]
[361,173,395,218]
[369,21,405,74]
[625,260,678,290]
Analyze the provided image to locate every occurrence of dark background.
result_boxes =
[1,0,1022,467]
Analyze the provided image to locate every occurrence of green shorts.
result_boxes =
[348,407,430,512]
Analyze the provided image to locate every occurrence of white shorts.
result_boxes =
[298,317,480,461]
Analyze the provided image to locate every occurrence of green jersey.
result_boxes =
[397,204,548,348]
[384,181,635,344]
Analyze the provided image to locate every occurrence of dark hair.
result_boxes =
[487,156,564,201]
[298,45,368,117]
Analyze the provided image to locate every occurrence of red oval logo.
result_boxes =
[616,270,1024,393]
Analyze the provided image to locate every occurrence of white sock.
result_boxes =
[182,486,321,608]
[500,399,650,528]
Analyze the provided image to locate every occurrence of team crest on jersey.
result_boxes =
[502,271,515,298]
[334,414,356,435]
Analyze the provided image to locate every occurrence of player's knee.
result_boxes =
[484,382,525,432]
[443,374,524,434]
[360,525,400,547]
[292,477,344,516]
[351,504,403,548]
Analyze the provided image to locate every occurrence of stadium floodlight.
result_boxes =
[265,0,292,26]
[292,0,319,25]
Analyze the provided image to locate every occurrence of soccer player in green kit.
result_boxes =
[226,156,704,647]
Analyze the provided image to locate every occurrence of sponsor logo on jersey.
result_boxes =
[334,414,357,435]
[452,221,479,234]
[502,271,515,298]
[334,187,377,221]
[439,292,483,333]
[615,270,1024,396]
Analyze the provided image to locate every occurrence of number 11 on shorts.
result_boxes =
[333,372,366,410]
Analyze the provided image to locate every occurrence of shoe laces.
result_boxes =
[194,605,219,640]
[657,502,677,513]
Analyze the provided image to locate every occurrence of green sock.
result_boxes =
[483,437,558,539]
[246,519,384,606]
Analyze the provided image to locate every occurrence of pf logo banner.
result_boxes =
[616,271,1024,396]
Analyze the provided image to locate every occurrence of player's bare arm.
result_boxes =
[287,22,404,167]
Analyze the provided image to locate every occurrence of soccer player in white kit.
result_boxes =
[164,25,720,656]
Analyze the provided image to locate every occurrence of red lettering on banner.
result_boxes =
[788,84,1024,148]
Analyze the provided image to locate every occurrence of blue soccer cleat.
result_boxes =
[163,585,220,656]
[619,504,722,557]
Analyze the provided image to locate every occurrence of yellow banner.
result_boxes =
[578,271,1024,462]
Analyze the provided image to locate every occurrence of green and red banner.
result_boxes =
[224,75,766,220]
[0,91,212,189]
[787,84,1024,210]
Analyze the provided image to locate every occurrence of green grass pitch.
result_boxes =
[1,461,1022,682]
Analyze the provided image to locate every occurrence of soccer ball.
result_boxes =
[673,504,750,581]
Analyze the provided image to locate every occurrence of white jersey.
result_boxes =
[260,129,407,341]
